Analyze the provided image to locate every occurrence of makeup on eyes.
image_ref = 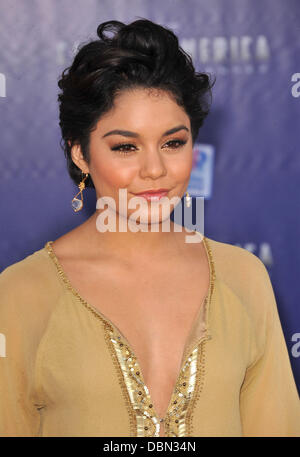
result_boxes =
[110,138,188,155]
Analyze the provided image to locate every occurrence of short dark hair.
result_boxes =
[57,18,215,188]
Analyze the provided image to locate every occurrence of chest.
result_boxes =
[54,251,210,432]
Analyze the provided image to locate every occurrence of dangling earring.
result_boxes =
[71,172,89,212]
[185,191,192,208]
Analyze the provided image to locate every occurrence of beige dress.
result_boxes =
[0,233,299,437]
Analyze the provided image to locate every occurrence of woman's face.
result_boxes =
[72,87,193,228]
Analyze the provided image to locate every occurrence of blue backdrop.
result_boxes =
[1,0,299,395]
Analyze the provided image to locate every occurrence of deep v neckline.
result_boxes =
[43,230,216,436]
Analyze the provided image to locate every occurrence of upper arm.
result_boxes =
[239,257,300,437]
[0,267,42,436]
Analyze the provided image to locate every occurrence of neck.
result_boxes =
[80,210,194,261]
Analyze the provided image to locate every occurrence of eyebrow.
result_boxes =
[102,124,189,138]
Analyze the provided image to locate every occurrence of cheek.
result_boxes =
[168,151,193,180]
[91,156,136,189]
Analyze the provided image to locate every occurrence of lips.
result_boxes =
[133,189,169,201]
[134,189,169,195]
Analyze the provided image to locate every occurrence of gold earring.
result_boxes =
[71,172,89,212]
[185,191,191,208]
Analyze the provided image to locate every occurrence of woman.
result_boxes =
[0,19,299,438]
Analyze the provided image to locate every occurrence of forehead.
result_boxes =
[96,87,190,133]
[114,86,177,105]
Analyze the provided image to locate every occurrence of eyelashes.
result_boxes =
[111,139,188,155]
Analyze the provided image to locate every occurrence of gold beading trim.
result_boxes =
[185,338,209,436]
[108,326,160,437]
[184,233,216,436]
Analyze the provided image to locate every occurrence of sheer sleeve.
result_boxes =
[239,261,300,437]
[0,267,42,436]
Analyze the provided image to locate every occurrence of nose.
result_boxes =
[139,146,167,179]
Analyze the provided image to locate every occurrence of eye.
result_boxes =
[163,139,187,149]
[111,143,137,155]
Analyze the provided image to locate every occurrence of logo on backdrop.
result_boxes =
[57,35,271,75]
[181,35,270,74]
[187,143,214,199]
[0,73,6,97]
[291,333,300,358]
[291,73,300,98]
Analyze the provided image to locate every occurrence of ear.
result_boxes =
[69,141,89,174]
